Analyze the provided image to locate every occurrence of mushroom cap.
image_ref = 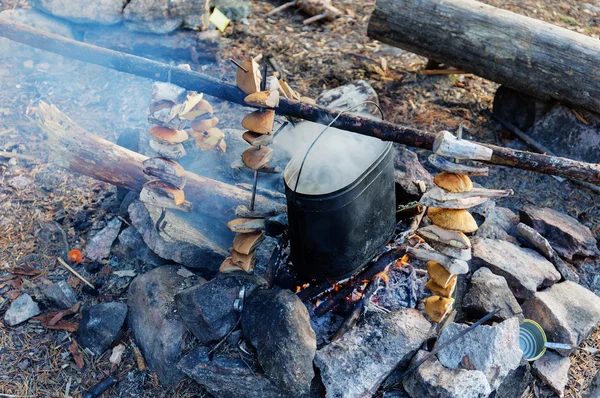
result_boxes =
[244,90,280,108]
[191,116,219,133]
[232,231,265,255]
[231,250,256,272]
[242,131,273,147]
[142,180,185,205]
[180,99,214,121]
[142,157,185,177]
[148,126,189,144]
[227,218,265,233]
[242,145,273,170]
[219,257,243,273]
[424,296,454,323]
[426,260,456,288]
[236,58,262,95]
[241,110,275,135]
[427,207,478,233]
[425,278,457,298]
[434,172,473,193]
[195,127,225,150]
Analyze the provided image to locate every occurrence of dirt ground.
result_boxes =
[0,0,599,397]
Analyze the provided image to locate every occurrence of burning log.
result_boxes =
[367,0,600,114]
[35,102,283,222]
[2,21,600,186]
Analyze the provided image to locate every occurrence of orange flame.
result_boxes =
[375,270,390,283]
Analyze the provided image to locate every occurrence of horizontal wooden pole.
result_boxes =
[1,20,599,186]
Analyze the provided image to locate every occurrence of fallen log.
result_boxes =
[367,0,600,114]
[35,102,284,221]
[1,20,600,186]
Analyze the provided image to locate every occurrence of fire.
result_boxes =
[375,270,390,283]
[395,254,410,268]
[295,283,310,293]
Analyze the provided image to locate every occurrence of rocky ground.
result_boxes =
[0,0,599,397]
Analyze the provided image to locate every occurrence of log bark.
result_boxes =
[35,102,284,221]
[368,0,600,114]
[1,20,600,186]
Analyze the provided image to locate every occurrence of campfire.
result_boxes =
[0,1,600,397]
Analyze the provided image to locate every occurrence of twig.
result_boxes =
[421,69,468,75]
[56,257,94,289]
[0,151,39,162]
[230,59,247,73]
[266,1,297,17]
[397,202,423,221]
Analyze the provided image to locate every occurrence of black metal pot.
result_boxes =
[284,142,396,281]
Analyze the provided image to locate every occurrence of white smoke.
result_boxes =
[278,121,388,195]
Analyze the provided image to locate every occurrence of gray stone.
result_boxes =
[3,294,41,326]
[463,267,523,322]
[394,145,433,201]
[437,317,522,390]
[175,277,239,345]
[586,369,600,398]
[86,217,122,261]
[114,226,166,267]
[532,350,570,397]
[527,105,600,164]
[522,281,600,355]
[7,175,33,190]
[128,266,196,386]
[520,205,599,260]
[471,238,561,298]
[476,206,520,243]
[29,0,127,25]
[214,0,251,20]
[128,199,227,275]
[242,288,316,396]
[492,359,532,398]
[403,350,491,398]
[179,346,285,398]
[78,302,128,355]
[42,280,78,309]
[123,0,210,33]
[315,309,431,398]
[583,3,600,13]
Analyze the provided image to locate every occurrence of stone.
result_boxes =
[436,317,522,390]
[315,309,431,398]
[476,206,520,243]
[86,217,122,261]
[7,175,33,190]
[521,281,600,355]
[463,267,523,321]
[520,205,599,260]
[175,276,240,345]
[123,0,210,33]
[471,238,561,298]
[114,226,166,267]
[587,369,600,398]
[394,145,433,202]
[527,105,600,164]
[403,350,492,398]
[179,346,284,398]
[78,302,128,355]
[128,266,197,386]
[214,0,252,20]
[128,199,227,275]
[29,0,127,25]
[532,350,570,397]
[42,280,78,309]
[242,288,316,396]
[491,359,532,398]
[3,294,41,326]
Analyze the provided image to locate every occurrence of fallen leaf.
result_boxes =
[5,290,20,301]
[69,340,85,369]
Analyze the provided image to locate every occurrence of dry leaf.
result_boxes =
[69,340,85,369]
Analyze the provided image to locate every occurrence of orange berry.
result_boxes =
[68,249,82,264]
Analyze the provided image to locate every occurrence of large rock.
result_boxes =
[128,266,197,386]
[114,226,166,268]
[175,276,240,345]
[587,369,600,398]
[42,280,78,309]
[86,217,122,261]
[532,350,570,397]
[437,317,522,390]
[471,238,561,298]
[315,309,431,398]
[123,0,210,33]
[179,347,285,398]
[476,206,520,243]
[520,205,599,260]
[214,0,252,20]
[403,350,491,398]
[3,294,41,326]
[241,288,316,396]
[29,0,127,25]
[491,359,532,398]
[394,145,433,202]
[462,267,523,322]
[78,302,128,355]
[522,281,600,355]
[128,199,227,275]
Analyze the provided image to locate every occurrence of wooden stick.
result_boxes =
[56,257,95,289]
[266,1,297,17]
[421,69,468,75]
[0,151,39,162]
[1,21,599,185]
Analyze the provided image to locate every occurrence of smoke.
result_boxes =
[277,120,387,195]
